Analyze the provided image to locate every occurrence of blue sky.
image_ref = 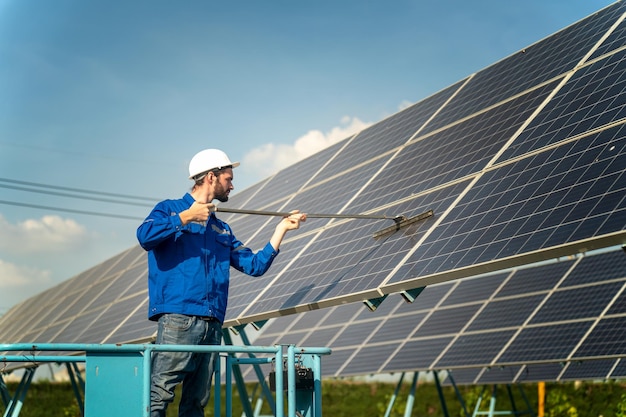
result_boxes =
[0,0,615,314]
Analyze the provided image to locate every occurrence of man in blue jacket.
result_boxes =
[137,148,306,417]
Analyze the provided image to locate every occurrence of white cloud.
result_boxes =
[0,259,51,288]
[242,116,372,178]
[398,100,414,111]
[0,214,89,254]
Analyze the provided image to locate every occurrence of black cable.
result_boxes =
[0,177,160,202]
[0,200,144,221]
[0,183,155,207]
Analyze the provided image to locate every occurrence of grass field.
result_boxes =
[2,379,626,416]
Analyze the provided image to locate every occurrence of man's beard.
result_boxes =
[214,182,229,202]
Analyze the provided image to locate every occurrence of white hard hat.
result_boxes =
[188,149,240,179]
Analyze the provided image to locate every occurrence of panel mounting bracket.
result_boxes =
[364,295,388,311]
[401,287,426,303]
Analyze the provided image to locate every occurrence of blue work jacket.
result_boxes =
[137,193,279,323]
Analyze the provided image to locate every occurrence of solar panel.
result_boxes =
[222,2,626,322]
[241,247,626,383]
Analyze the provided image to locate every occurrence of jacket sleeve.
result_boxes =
[136,201,184,251]
[230,239,279,277]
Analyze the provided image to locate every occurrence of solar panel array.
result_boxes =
[0,1,625,383]
[246,247,626,384]
[222,0,626,323]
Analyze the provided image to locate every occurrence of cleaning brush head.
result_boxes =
[373,210,434,239]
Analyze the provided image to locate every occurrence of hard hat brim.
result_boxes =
[189,161,240,179]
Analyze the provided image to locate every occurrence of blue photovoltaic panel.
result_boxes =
[590,10,626,60]
[367,312,427,344]
[477,366,525,385]
[413,304,482,337]
[573,316,626,358]
[274,159,383,215]
[466,295,545,332]
[388,124,625,290]
[235,181,463,320]
[443,368,483,386]
[608,290,626,315]
[529,282,624,324]
[561,247,626,286]
[439,272,509,306]
[497,47,626,162]
[494,261,574,297]
[231,140,348,212]
[382,337,454,373]
[225,11,625,321]
[436,330,518,368]
[611,358,626,378]
[339,344,400,375]
[497,322,593,363]
[241,247,626,383]
[319,81,465,179]
[348,82,558,214]
[420,1,624,134]
[103,298,153,344]
[330,322,380,348]
[509,363,565,384]
[561,359,619,381]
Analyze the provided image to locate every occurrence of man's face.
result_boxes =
[213,168,234,202]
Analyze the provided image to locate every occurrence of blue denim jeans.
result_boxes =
[150,314,223,417]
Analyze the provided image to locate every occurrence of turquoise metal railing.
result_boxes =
[0,343,330,417]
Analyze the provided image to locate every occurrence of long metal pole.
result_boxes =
[215,206,401,221]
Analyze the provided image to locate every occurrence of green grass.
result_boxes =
[2,379,625,416]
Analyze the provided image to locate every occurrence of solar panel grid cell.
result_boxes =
[466,295,545,331]
[331,321,382,348]
[278,161,379,215]
[607,289,626,315]
[226,233,314,319]
[439,273,508,306]
[561,359,618,380]
[436,330,518,368]
[573,316,626,358]
[367,312,427,345]
[382,337,454,373]
[477,366,524,385]
[100,294,152,343]
[58,309,103,343]
[516,363,564,383]
[499,48,626,161]
[497,321,592,363]
[340,343,401,375]
[590,9,626,60]
[562,246,626,286]
[530,282,624,324]
[442,368,482,385]
[610,357,626,378]
[78,292,148,344]
[413,304,482,337]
